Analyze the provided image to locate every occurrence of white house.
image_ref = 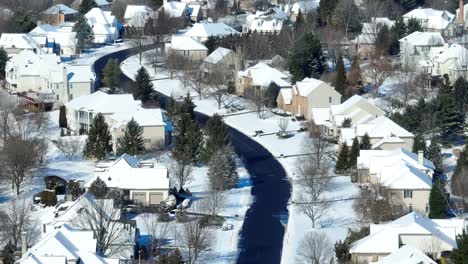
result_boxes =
[403,7,455,36]
[236,62,291,96]
[66,65,96,100]
[373,245,437,264]
[352,17,395,57]
[350,212,465,263]
[30,24,78,57]
[124,5,155,29]
[85,154,170,206]
[290,0,319,21]
[17,224,120,264]
[183,22,240,42]
[399,31,445,57]
[244,7,288,33]
[161,0,187,18]
[85,7,118,44]
[426,43,468,79]
[357,148,434,214]
[0,33,46,55]
[166,35,208,61]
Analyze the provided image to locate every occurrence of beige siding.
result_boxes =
[391,189,430,215]
[276,92,293,113]
[112,124,165,152]
[171,49,207,61]
[129,189,169,206]
[351,253,388,264]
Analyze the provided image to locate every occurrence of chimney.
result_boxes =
[418,150,424,166]
[460,0,465,25]
[21,231,27,256]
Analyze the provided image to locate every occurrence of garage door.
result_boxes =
[149,192,164,205]
[132,192,146,205]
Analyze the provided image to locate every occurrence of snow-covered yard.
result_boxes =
[121,51,361,262]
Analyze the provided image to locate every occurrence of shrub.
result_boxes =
[40,190,57,207]
[176,210,189,222]
[199,215,224,227]
[68,180,82,200]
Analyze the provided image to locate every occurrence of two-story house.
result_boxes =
[403,7,455,37]
[85,7,119,44]
[236,62,291,96]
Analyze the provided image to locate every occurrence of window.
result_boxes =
[403,190,413,199]
[409,204,413,212]
[425,204,429,213]
[144,139,151,143]
[329,97,332,103]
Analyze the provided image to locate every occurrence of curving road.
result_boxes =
[93,48,291,264]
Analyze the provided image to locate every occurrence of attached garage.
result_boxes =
[149,192,164,205]
[132,192,146,205]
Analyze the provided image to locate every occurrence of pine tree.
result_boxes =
[288,32,326,82]
[412,133,426,154]
[428,179,448,219]
[335,52,346,97]
[406,17,422,34]
[78,0,97,14]
[165,95,179,120]
[171,113,203,163]
[2,243,15,264]
[59,105,67,128]
[133,67,154,104]
[207,145,238,190]
[453,76,468,110]
[83,113,113,160]
[437,86,464,144]
[426,141,443,173]
[118,118,145,155]
[10,8,36,33]
[348,137,360,169]
[265,82,280,108]
[452,228,468,264]
[336,142,349,173]
[341,118,352,128]
[204,36,219,54]
[360,133,371,150]
[0,47,9,79]
[203,114,230,162]
[347,55,363,95]
[179,93,195,119]
[375,25,391,56]
[319,0,338,25]
[73,15,94,52]
[88,177,108,198]
[102,59,121,93]
[294,10,304,32]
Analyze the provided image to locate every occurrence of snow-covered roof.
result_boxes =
[239,62,291,87]
[0,33,45,52]
[350,212,465,254]
[184,22,240,39]
[67,65,95,83]
[331,94,385,117]
[399,31,444,46]
[374,245,437,264]
[6,50,62,81]
[65,91,142,114]
[124,5,154,28]
[311,107,331,126]
[170,35,207,51]
[47,31,77,47]
[162,1,187,17]
[290,0,319,15]
[187,4,201,18]
[203,47,233,64]
[362,17,395,34]
[293,77,334,97]
[30,24,58,36]
[403,8,454,30]
[85,154,169,190]
[85,7,115,26]
[18,224,119,264]
[110,108,166,129]
[430,43,468,67]
[42,4,78,15]
[279,88,292,104]
[94,0,110,6]
[356,116,414,138]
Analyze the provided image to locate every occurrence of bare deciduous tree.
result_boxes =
[245,88,268,119]
[140,213,171,259]
[297,231,334,264]
[181,219,213,264]
[278,117,289,136]
[56,137,83,160]
[148,139,165,162]
[303,121,332,170]
[0,92,16,147]
[201,190,225,217]
[207,66,232,109]
[170,160,193,189]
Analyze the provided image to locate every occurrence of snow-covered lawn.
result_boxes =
[121,52,360,262]
[69,42,130,65]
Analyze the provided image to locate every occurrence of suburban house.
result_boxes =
[340,115,415,150]
[289,1,318,22]
[425,43,468,79]
[277,77,341,120]
[85,7,119,44]
[41,4,78,26]
[330,95,385,137]
[201,47,240,74]
[349,212,465,263]
[187,4,202,22]
[0,33,46,55]
[124,5,155,29]
[66,65,97,100]
[352,17,395,58]
[236,62,291,96]
[399,31,445,57]
[65,92,167,148]
[166,35,208,61]
[374,245,437,264]
[244,7,288,33]
[85,154,170,206]
[403,7,455,36]
[183,22,240,42]
[161,0,187,18]
[357,148,434,214]
[72,0,111,10]
[17,224,120,264]
[29,23,78,57]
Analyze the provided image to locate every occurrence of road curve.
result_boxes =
[93,49,292,264]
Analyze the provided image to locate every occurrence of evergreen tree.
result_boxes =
[117,118,145,155]
[102,59,121,93]
[203,114,230,162]
[348,137,360,169]
[1,243,15,264]
[88,177,108,198]
[294,10,304,32]
[265,82,280,108]
[453,76,468,110]
[133,67,154,104]
[59,105,67,128]
[375,25,391,56]
[336,142,349,173]
[78,0,97,14]
[389,18,407,55]
[452,228,468,264]
[341,118,352,128]
[207,145,238,190]
[165,95,179,120]
[204,36,220,54]
[319,0,338,25]
[0,47,9,79]
[347,55,363,95]
[399,0,425,11]
[9,9,36,33]
[412,133,426,154]
[73,15,94,52]
[288,32,326,82]
[429,179,448,219]
[83,113,113,160]
[171,113,203,163]
[436,84,464,144]
[360,133,371,150]
[179,93,195,119]
[335,52,346,97]
[406,18,422,34]
[426,141,443,173]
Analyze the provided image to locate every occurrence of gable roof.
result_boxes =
[375,245,437,264]
[239,62,291,87]
[356,116,414,138]
[403,8,454,30]
[42,4,78,15]
[65,91,142,113]
[184,22,240,38]
[85,7,115,26]
[124,5,153,19]
[110,108,166,129]
[162,1,187,17]
[290,0,319,15]
[279,88,292,105]
[0,33,45,52]
[170,35,207,51]
[67,65,96,83]
[294,77,337,97]
[399,31,444,46]
[331,95,385,117]
[203,47,233,64]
